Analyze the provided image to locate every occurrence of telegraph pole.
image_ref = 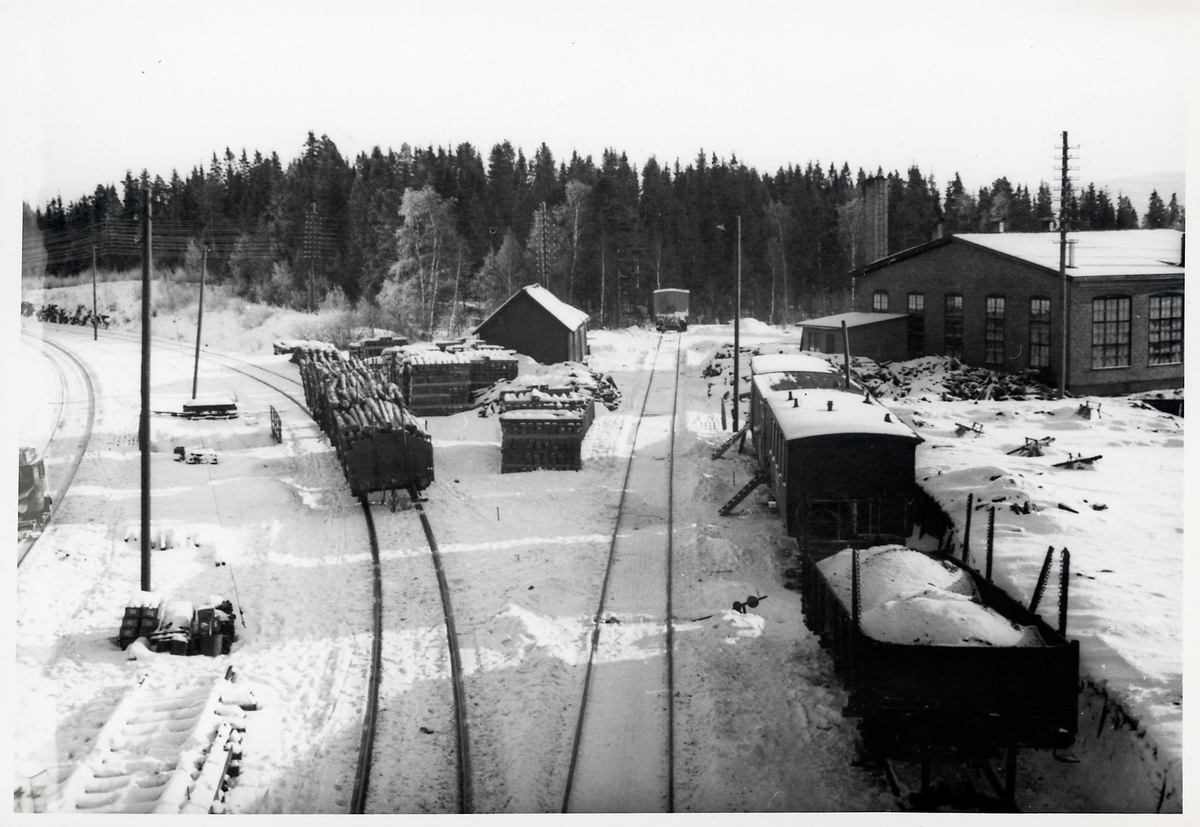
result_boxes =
[540,201,548,289]
[140,188,152,592]
[733,215,741,432]
[1057,131,1073,399]
[92,245,98,341]
[192,246,207,399]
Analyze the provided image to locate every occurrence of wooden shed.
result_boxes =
[799,311,909,364]
[474,284,590,365]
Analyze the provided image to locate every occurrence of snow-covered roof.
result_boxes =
[955,230,1185,278]
[475,284,589,333]
[798,311,907,329]
[749,353,837,376]
[766,387,921,442]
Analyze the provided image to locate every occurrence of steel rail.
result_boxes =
[561,331,681,812]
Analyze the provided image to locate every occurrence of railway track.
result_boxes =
[19,331,97,566]
[562,330,682,813]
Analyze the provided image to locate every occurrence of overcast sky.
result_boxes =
[3,0,1195,211]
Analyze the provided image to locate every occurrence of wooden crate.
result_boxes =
[499,410,585,472]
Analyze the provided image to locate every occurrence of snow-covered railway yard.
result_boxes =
[11,298,1184,814]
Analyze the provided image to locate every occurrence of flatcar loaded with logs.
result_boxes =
[298,347,434,504]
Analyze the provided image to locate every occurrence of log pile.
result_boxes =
[298,347,424,442]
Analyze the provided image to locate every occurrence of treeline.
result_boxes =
[23,132,1186,335]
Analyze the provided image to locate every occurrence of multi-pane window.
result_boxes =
[984,296,1006,364]
[944,293,963,359]
[1092,296,1131,368]
[1148,294,1184,365]
[1029,297,1051,369]
[907,292,925,356]
[873,290,889,311]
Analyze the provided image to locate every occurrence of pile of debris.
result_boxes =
[853,356,1058,402]
[476,362,621,415]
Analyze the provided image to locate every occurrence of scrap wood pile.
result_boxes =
[476,361,621,415]
[297,347,425,443]
[843,355,1058,402]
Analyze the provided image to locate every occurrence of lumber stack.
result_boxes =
[297,347,423,443]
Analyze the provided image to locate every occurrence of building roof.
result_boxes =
[859,229,1185,280]
[798,311,908,329]
[474,284,589,333]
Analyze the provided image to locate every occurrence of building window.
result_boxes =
[944,293,963,359]
[1029,297,1051,369]
[984,295,1005,365]
[1148,294,1184,365]
[1091,296,1131,368]
[907,292,925,356]
[873,290,889,312]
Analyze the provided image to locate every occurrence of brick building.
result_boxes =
[851,230,1185,396]
[474,284,590,365]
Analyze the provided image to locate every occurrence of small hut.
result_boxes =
[799,312,909,363]
[474,284,590,365]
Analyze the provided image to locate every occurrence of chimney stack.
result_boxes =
[863,175,889,265]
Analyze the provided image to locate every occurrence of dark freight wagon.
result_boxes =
[18,447,52,534]
[652,288,690,331]
[797,548,1079,752]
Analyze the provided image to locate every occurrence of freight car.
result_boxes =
[297,348,435,504]
[755,367,922,549]
[18,447,52,535]
[748,365,1078,806]
[652,288,689,331]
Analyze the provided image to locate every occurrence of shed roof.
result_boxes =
[859,229,1185,280]
[799,311,908,330]
[767,387,922,442]
[475,284,589,333]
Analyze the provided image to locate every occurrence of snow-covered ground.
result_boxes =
[12,284,1185,814]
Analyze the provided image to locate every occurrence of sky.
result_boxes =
[1,0,1195,212]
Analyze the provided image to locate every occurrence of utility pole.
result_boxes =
[540,201,548,289]
[733,215,741,432]
[92,245,98,341]
[192,246,207,399]
[140,188,152,592]
[1057,131,1074,399]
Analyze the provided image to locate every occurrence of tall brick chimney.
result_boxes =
[863,175,889,265]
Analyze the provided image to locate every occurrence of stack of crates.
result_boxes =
[467,352,519,395]
[403,351,473,416]
[498,386,595,473]
[118,595,162,649]
[499,409,587,472]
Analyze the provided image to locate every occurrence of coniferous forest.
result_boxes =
[22,132,1187,337]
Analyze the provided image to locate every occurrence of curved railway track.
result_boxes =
[34,322,686,814]
[30,325,470,813]
[19,331,97,566]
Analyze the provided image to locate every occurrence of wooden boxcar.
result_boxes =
[652,288,690,331]
[757,375,921,551]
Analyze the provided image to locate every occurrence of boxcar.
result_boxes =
[748,353,849,459]
[758,381,921,551]
[652,289,690,331]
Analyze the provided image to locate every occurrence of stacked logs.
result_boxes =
[298,347,424,442]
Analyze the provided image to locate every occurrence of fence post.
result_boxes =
[985,507,996,581]
[1058,548,1070,637]
[961,493,974,567]
[1029,546,1055,613]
